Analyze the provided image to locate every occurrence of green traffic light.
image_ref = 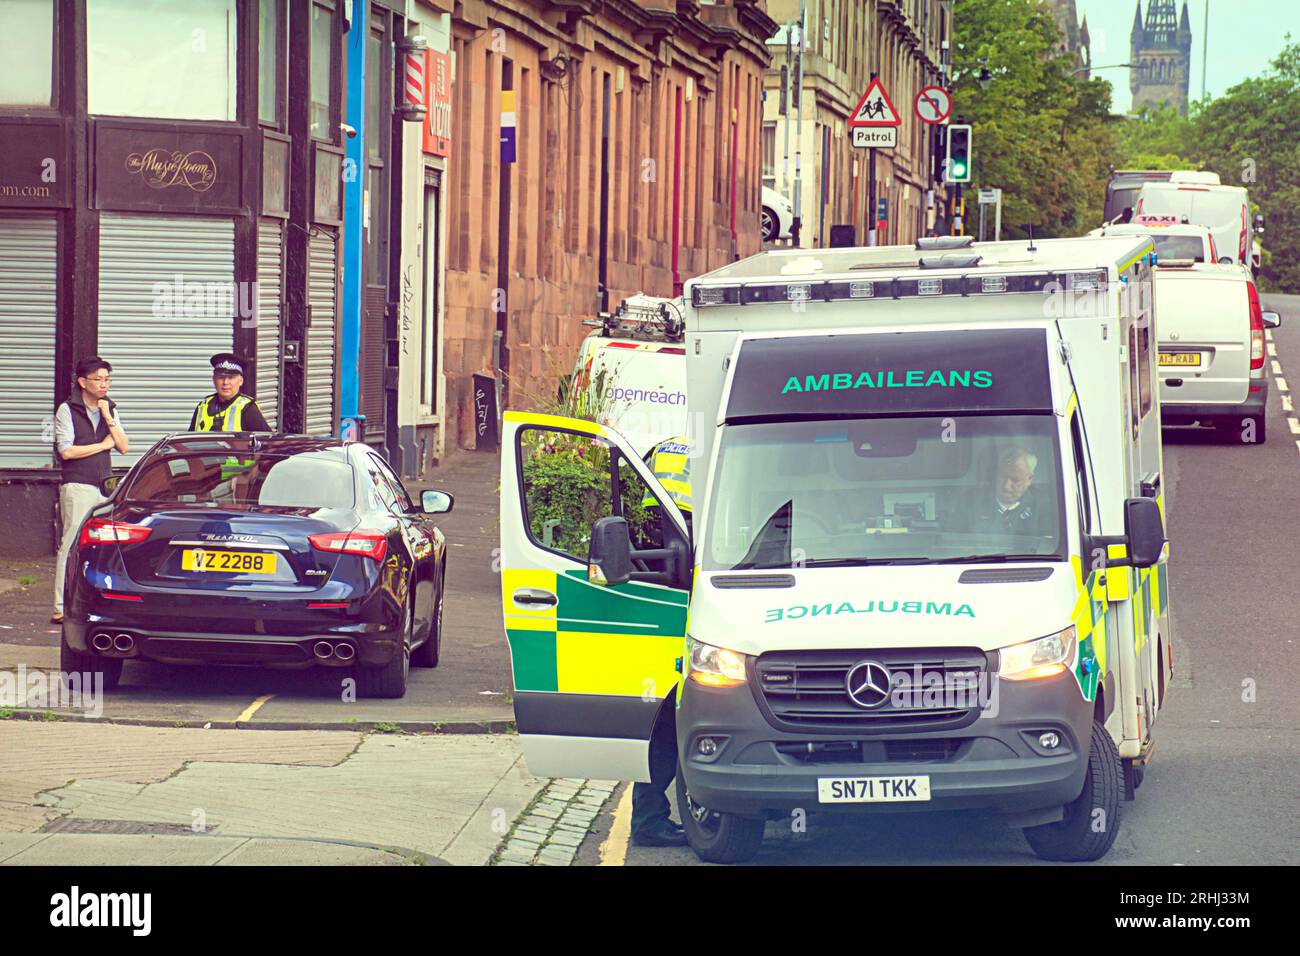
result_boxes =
[952,161,968,177]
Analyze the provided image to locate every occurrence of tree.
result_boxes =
[951,0,1116,238]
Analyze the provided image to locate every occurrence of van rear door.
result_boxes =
[1153,269,1250,406]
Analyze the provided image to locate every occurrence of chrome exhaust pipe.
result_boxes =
[333,643,355,662]
[313,641,335,660]
[113,633,135,653]
[91,632,113,652]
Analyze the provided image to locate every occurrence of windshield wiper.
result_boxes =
[798,556,936,568]
[942,554,1051,564]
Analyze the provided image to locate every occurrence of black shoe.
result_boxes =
[632,819,688,848]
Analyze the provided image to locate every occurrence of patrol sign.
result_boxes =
[852,127,898,149]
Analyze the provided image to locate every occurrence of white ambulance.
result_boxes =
[500,235,1173,863]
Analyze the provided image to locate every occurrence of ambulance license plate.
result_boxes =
[817,775,931,803]
[181,549,277,574]
[1159,351,1201,367]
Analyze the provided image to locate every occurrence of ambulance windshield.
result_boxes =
[704,415,1065,570]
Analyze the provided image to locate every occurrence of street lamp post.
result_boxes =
[1070,62,1137,77]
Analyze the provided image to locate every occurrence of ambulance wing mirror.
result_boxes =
[588,516,633,587]
[1122,497,1166,569]
[1261,311,1282,329]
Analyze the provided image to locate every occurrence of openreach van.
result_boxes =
[500,235,1174,863]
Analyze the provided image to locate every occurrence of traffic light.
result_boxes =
[945,124,972,184]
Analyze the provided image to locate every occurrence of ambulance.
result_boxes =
[500,235,1173,863]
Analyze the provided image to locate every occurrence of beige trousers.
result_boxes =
[54,482,104,615]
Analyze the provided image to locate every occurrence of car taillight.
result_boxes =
[1247,281,1265,370]
[309,530,388,563]
[79,518,152,547]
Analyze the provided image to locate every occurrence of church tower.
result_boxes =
[1130,0,1193,114]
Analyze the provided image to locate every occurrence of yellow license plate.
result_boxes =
[1159,352,1201,367]
[181,549,278,574]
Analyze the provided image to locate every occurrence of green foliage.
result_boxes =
[952,0,1116,237]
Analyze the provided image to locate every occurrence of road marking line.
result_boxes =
[1272,360,1284,376]
[1290,418,1300,435]
[1278,376,1290,393]
[597,784,634,866]
[1265,329,1274,342]
[235,694,275,723]
[1268,343,1277,356]
[1284,394,1294,413]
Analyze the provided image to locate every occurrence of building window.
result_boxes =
[762,120,776,189]
[309,1,336,140]
[0,0,55,107]
[366,167,385,284]
[258,0,282,126]
[366,27,383,159]
[88,0,237,120]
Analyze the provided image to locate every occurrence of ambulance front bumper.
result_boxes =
[678,668,1092,819]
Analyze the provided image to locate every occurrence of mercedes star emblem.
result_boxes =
[846,660,893,708]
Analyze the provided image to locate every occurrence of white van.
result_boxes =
[1136,181,1251,268]
[501,236,1173,863]
[566,294,687,457]
[1150,261,1280,439]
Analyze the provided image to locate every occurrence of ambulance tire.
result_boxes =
[61,629,122,691]
[675,765,765,864]
[1023,720,1122,862]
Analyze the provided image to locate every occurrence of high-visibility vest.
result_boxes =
[642,438,692,514]
[194,394,252,432]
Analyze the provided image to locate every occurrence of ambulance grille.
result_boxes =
[752,648,989,731]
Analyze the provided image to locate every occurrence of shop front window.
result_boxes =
[309,1,336,140]
[0,0,55,107]
[88,0,237,121]
[258,0,282,127]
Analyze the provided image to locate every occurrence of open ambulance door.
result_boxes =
[499,411,692,782]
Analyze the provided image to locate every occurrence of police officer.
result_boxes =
[188,353,270,432]
[951,446,1054,538]
[632,437,693,847]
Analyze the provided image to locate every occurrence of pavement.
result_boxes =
[0,717,547,865]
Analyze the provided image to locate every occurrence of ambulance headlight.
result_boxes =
[999,626,1077,681]
[687,636,749,688]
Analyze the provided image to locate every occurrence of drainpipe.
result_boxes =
[728,68,739,254]
[339,0,368,439]
[671,85,683,296]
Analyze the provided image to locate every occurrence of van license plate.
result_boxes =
[181,549,277,574]
[817,775,931,803]
[1159,352,1201,367]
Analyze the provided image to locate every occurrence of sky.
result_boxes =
[1073,0,1299,114]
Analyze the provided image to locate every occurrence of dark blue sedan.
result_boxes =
[60,434,453,699]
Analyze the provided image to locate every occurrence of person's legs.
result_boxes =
[53,483,102,617]
[631,705,680,837]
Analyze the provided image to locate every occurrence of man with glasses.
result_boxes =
[51,357,129,624]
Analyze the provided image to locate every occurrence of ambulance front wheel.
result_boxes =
[675,764,765,864]
[1023,720,1122,862]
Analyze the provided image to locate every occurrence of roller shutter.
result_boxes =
[97,214,234,463]
[305,231,338,436]
[256,219,283,429]
[0,215,58,468]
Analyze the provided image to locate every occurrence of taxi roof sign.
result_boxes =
[849,77,901,128]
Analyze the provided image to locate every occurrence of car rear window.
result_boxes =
[124,452,355,509]
[1153,235,1206,261]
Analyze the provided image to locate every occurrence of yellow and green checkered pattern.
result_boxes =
[503,568,688,696]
